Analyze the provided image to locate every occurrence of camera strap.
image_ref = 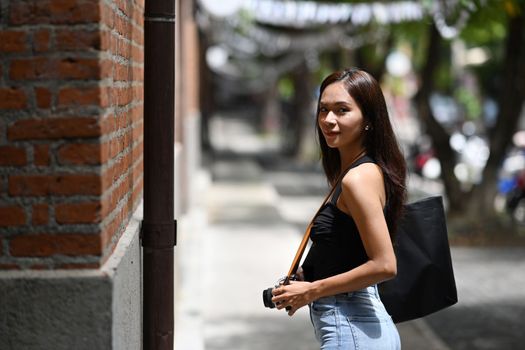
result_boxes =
[285,185,335,280]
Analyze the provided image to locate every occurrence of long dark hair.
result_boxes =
[316,68,407,235]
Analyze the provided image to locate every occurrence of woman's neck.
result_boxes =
[340,147,366,171]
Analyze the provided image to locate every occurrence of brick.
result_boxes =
[0,30,27,52]
[9,175,53,196]
[101,210,119,249]
[34,144,50,166]
[132,121,143,141]
[56,29,100,50]
[0,206,26,226]
[10,57,100,80]
[132,6,143,27]
[132,142,143,164]
[8,174,101,196]
[115,0,131,17]
[0,88,27,109]
[57,143,102,165]
[35,87,52,108]
[108,136,121,159]
[29,264,49,270]
[100,2,114,29]
[102,147,132,187]
[55,201,102,224]
[133,85,143,100]
[104,175,131,214]
[100,60,112,79]
[58,86,103,107]
[0,264,21,270]
[100,30,111,51]
[132,66,144,81]
[33,29,51,52]
[0,146,27,166]
[115,87,132,106]
[100,113,117,135]
[114,63,130,81]
[131,176,143,207]
[8,117,100,140]
[32,203,49,225]
[115,13,131,37]
[10,233,101,257]
[9,0,100,26]
[58,58,100,79]
[131,45,143,63]
[132,25,143,46]
[112,35,124,57]
[131,104,142,122]
[10,57,55,80]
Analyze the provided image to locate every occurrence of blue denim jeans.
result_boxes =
[309,285,401,350]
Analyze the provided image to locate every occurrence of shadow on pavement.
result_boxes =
[205,314,318,350]
[426,302,525,350]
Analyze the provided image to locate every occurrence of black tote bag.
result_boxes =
[378,196,458,323]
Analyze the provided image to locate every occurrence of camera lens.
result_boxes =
[262,287,275,308]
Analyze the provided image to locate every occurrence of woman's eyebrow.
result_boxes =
[319,101,352,107]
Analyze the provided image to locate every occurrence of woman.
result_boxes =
[272,68,406,349]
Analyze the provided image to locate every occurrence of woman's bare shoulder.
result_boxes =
[340,162,385,209]
[341,162,384,191]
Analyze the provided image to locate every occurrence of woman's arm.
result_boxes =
[272,163,396,315]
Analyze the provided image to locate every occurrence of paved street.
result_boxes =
[425,247,525,350]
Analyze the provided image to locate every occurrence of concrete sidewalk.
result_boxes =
[173,161,450,350]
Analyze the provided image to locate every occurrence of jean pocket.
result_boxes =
[347,315,384,323]
[348,315,399,349]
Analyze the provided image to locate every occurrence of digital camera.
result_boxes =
[262,275,296,309]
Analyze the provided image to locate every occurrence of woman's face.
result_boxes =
[318,81,366,150]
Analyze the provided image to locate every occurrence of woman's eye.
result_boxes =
[319,107,328,113]
[339,108,349,113]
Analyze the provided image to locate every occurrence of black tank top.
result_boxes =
[302,156,376,282]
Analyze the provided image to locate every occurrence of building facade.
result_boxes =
[0,0,200,348]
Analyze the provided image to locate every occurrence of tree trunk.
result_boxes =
[467,10,525,216]
[198,30,213,152]
[355,33,393,80]
[414,23,464,213]
[260,80,281,135]
[282,60,313,158]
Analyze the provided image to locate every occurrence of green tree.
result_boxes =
[413,0,525,225]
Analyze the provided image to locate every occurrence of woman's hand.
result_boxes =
[271,281,316,316]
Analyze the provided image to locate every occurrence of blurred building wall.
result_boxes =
[0,0,148,348]
[175,0,201,217]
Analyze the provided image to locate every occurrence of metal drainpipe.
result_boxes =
[142,0,176,349]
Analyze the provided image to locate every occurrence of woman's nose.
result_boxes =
[324,111,337,126]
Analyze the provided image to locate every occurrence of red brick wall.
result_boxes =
[0,0,144,269]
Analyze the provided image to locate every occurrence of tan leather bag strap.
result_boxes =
[285,184,337,279]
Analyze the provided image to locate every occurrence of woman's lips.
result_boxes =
[324,131,339,137]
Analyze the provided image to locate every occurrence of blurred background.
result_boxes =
[176,0,525,349]
[194,0,525,232]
